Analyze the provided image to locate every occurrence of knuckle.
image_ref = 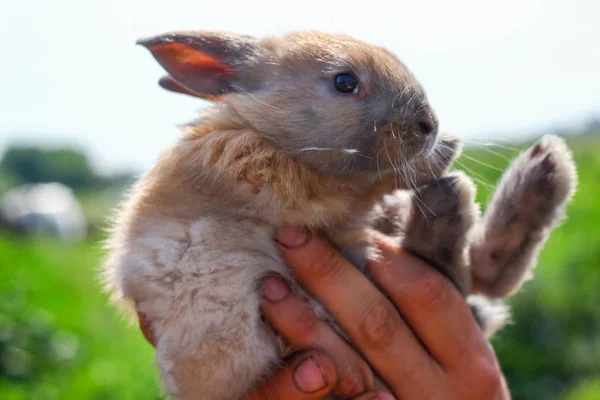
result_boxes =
[291,308,320,340]
[405,269,450,307]
[306,244,345,281]
[361,302,399,348]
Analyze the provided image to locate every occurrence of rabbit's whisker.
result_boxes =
[228,85,281,110]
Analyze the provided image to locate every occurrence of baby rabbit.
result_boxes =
[103,30,576,400]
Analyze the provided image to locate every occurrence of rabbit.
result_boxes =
[102,30,577,400]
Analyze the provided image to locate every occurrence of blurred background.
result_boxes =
[1,0,599,399]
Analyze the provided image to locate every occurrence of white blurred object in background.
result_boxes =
[0,183,87,241]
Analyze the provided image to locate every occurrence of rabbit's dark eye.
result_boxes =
[334,73,359,94]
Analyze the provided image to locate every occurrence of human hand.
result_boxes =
[259,227,511,399]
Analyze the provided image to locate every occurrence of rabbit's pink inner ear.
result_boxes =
[146,42,235,95]
[148,42,233,75]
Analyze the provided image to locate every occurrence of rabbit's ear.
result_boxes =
[137,31,262,99]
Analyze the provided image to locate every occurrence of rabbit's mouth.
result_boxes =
[365,128,458,187]
[376,121,439,167]
[410,133,462,184]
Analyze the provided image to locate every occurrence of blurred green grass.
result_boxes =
[0,135,599,399]
[0,238,162,399]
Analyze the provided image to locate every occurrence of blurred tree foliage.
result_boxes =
[0,146,98,190]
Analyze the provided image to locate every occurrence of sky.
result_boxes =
[1,0,599,174]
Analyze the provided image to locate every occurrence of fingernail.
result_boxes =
[293,357,327,393]
[262,276,290,302]
[276,226,308,248]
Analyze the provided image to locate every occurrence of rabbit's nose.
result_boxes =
[414,103,438,136]
[418,119,436,135]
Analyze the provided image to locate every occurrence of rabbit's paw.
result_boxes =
[470,134,577,298]
[403,172,479,295]
[523,135,577,206]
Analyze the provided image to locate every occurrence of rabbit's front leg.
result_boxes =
[469,135,577,299]
[401,172,479,296]
[369,174,510,337]
[335,173,480,305]
[334,131,470,288]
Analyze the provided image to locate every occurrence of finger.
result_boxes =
[276,228,439,397]
[369,236,495,368]
[244,351,337,400]
[352,391,396,400]
[261,276,375,398]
